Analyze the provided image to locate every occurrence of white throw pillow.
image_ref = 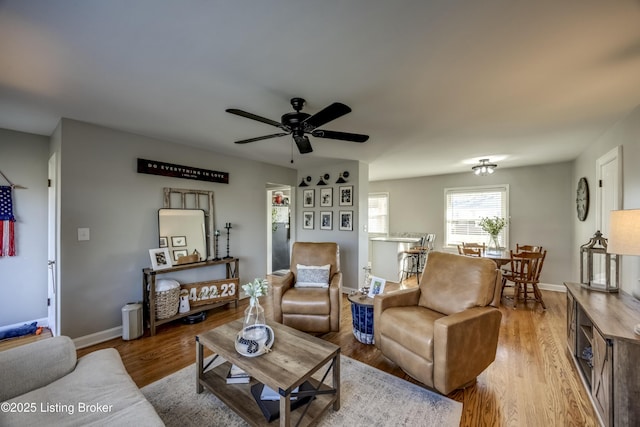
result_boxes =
[295,264,331,288]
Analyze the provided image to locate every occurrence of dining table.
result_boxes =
[481,249,511,267]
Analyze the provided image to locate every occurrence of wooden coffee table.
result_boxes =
[196,319,340,427]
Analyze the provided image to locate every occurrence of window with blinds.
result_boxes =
[368,192,389,234]
[444,185,509,247]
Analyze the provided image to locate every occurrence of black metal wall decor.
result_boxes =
[137,158,229,184]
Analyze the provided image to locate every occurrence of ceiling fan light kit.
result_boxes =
[226,98,369,155]
[472,159,497,176]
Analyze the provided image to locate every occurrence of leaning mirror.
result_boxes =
[158,208,207,265]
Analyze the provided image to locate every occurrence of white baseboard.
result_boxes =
[538,283,566,292]
[68,283,566,350]
[0,317,48,333]
[73,326,122,349]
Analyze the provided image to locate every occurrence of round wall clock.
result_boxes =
[576,177,589,221]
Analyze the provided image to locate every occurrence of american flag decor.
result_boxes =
[0,186,16,256]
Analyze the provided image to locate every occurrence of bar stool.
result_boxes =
[400,248,422,281]
[400,235,428,281]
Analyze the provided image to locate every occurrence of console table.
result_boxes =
[143,258,239,335]
[565,282,640,426]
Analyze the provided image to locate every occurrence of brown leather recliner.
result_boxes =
[374,251,502,395]
[271,242,341,333]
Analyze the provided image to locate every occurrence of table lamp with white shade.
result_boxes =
[606,209,640,335]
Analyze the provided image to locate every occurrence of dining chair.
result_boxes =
[458,245,483,257]
[458,242,485,257]
[502,250,547,309]
[515,244,543,253]
[501,244,543,277]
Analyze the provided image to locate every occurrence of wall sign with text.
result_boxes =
[137,158,229,184]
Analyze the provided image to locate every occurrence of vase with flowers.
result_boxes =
[478,216,507,251]
[241,278,269,340]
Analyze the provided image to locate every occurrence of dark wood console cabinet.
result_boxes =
[565,282,640,426]
[143,258,239,336]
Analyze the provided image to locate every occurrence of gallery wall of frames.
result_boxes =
[299,171,353,232]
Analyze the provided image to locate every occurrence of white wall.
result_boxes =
[54,119,297,338]
[0,129,49,326]
[573,105,640,296]
[369,162,573,286]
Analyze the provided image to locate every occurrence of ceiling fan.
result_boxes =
[226,97,369,155]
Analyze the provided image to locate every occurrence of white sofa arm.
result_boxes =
[0,336,77,401]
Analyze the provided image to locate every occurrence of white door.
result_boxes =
[594,146,622,285]
[596,146,622,235]
[47,153,58,336]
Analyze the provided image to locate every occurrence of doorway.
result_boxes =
[47,153,58,336]
[266,184,292,274]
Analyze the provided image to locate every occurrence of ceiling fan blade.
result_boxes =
[303,102,351,130]
[234,133,289,144]
[226,108,283,128]
[294,135,313,154]
[312,129,369,143]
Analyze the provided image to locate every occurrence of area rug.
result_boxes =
[141,355,462,426]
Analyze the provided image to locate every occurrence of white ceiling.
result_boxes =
[1,1,640,181]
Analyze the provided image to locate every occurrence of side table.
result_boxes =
[347,293,374,344]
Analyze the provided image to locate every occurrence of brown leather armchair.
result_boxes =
[271,242,342,333]
[374,251,502,395]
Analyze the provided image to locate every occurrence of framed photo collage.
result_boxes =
[302,185,353,231]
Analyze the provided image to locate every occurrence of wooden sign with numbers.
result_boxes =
[181,278,239,307]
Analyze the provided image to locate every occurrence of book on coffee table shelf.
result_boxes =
[226,364,250,384]
[250,381,315,422]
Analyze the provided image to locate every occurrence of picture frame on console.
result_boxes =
[149,248,172,270]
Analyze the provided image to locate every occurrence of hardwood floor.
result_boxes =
[78,281,599,426]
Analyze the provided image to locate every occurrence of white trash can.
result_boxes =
[122,303,143,340]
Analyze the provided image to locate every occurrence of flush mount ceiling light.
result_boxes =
[472,159,497,176]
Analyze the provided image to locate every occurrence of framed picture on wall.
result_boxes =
[149,248,172,270]
[303,211,314,229]
[339,210,353,231]
[171,236,187,247]
[173,249,188,261]
[159,236,168,248]
[339,185,353,206]
[320,211,333,230]
[320,187,333,207]
[303,189,315,208]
